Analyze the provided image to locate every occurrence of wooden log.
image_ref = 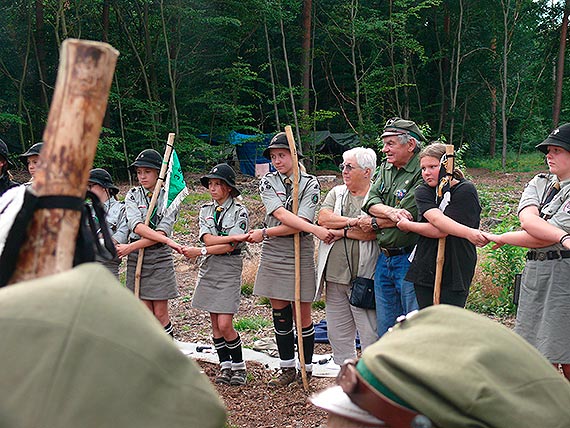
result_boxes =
[9,39,119,284]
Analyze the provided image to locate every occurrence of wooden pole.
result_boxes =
[433,144,455,305]
[134,133,175,298]
[284,125,308,391]
[9,39,119,284]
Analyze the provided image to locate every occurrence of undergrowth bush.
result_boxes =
[467,207,526,317]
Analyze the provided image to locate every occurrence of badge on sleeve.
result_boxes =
[239,221,247,231]
[312,194,319,204]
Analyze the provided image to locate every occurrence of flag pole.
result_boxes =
[284,125,308,391]
[433,144,455,305]
[134,133,175,298]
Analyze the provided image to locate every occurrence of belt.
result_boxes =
[221,249,242,256]
[283,231,310,238]
[527,250,570,261]
[337,360,428,427]
[379,245,414,257]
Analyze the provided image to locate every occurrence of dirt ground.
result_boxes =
[127,167,529,428]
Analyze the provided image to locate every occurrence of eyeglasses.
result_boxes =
[340,163,361,172]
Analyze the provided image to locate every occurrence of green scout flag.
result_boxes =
[161,149,189,217]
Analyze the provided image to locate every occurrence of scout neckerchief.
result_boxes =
[214,198,234,236]
[142,187,159,229]
[539,177,560,220]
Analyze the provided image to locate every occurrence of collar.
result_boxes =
[214,196,234,210]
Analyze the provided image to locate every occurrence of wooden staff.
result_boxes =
[9,39,119,284]
[433,144,455,305]
[284,125,309,391]
[134,133,175,297]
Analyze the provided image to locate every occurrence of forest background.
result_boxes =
[1,0,570,175]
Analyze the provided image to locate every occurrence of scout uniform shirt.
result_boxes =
[99,197,129,244]
[362,154,423,249]
[199,197,248,250]
[259,170,320,227]
[125,186,177,241]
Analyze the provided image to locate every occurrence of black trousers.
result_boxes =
[414,284,469,309]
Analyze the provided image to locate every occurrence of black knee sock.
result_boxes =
[226,334,243,364]
[164,322,173,337]
[273,305,295,361]
[302,323,315,369]
[213,336,231,369]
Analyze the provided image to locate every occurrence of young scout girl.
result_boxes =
[247,132,334,387]
[116,149,183,336]
[182,163,250,386]
[87,168,128,278]
[396,143,485,308]
[19,142,43,186]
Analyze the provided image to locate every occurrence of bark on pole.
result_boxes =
[9,39,119,284]
[284,125,308,391]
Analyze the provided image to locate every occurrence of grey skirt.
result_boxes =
[192,254,243,314]
[515,258,570,363]
[95,254,121,280]
[126,244,179,300]
[254,235,317,302]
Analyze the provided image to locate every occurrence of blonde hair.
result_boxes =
[420,142,464,179]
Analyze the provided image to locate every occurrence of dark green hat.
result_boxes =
[262,132,304,160]
[19,142,44,163]
[311,305,570,427]
[129,149,162,171]
[536,123,570,153]
[382,117,426,142]
[0,263,227,428]
[200,163,240,197]
[89,168,120,196]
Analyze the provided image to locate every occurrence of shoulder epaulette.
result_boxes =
[201,201,214,208]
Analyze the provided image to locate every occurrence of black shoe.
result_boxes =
[215,368,232,385]
[230,369,247,386]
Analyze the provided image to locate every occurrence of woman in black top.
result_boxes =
[397,143,486,308]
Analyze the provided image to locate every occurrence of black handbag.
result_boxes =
[342,227,376,310]
[349,276,376,309]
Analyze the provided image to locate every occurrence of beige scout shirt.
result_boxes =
[259,170,320,227]
[125,186,178,241]
[199,197,249,250]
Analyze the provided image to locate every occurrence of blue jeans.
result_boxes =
[374,253,418,336]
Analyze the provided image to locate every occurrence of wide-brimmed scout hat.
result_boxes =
[200,163,240,197]
[536,123,570,153]
[0,138,15,170]
[19,142,44,164]
[129,149,162,171]
[381,117,426,142]
[89,168,120,196]
[0,263,227,428]
[262,132,304,160]
[310,305,570,428]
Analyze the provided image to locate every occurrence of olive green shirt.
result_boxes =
[362,154,422,248]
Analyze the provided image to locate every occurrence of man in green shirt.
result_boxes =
[362,117,426,336]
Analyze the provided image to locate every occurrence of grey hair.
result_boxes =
[343,147,377,171]
[397,133,422,153]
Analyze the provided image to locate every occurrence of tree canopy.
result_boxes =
[0,0,567,173]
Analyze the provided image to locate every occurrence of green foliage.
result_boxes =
[465,152,544,172]
[257,296,272,307]
[233,315,271,332]
[311,300,326,310]
[467,207,526,317]
[241,283,254,296]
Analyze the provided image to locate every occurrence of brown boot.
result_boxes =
[296,370,312,385]
[268,367,297,387]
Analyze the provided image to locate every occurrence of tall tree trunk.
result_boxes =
[448,0,464,147]
[279,13,302,149]
[301,0,312,114]
[388,0,401,114]
[34,0,49,111]
[350,0,363,127]
[553,1,570,128]
[102,0,110,43]
[18,2,33,150]
[490,37,497,158]
[438,8,450,135]
[264,19,280,129]
[160,0,180,136]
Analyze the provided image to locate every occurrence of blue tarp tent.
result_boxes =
[229,131,275,176]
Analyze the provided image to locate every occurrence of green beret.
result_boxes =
[360,305,570,427]
[0,264,226,428]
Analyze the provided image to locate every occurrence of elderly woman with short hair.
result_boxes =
[317,147,379,365]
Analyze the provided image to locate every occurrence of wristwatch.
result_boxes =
[200,247,208,256]
[371,217,379,231]
[262,228,269,240]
